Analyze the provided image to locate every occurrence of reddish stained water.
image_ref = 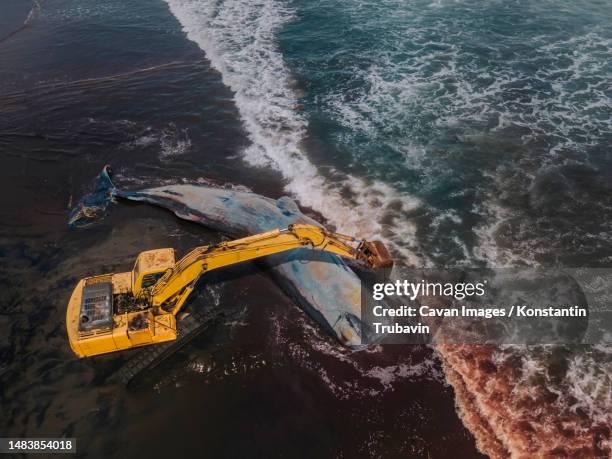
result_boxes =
[439,344,611,458]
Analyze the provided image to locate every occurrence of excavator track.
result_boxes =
[116,306,224,386]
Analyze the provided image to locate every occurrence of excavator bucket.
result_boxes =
[359,241,394,269]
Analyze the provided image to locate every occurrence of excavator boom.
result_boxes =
[66,224,392,357]
[150,224,391,313]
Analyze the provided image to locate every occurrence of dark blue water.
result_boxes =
[162,0,612,267]
[281,0,612,267]
[1,0,610,457]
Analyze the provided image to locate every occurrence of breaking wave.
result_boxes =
[163,0,423,264]
[291,0,612,267]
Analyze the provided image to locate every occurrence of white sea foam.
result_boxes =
[159,124,191,158]
[120,122,192,159]
[325,24,612,159]
[163,0,422,264]
[565,350,612,425]
[497,344,612,418]
[317,1,612,266]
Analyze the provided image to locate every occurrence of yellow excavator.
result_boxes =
[66,224,392,357]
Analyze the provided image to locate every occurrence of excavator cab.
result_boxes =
[131,248,175,296]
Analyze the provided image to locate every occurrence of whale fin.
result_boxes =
[68,165,116,228]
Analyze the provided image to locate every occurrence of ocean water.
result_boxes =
[164,0,612,268]
[1,0,610,457]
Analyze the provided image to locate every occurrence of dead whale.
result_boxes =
[70,166,389,347]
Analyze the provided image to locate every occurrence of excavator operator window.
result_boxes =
[140,271,165,289]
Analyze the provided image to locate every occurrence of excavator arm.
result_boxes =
[148,224,392,314]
